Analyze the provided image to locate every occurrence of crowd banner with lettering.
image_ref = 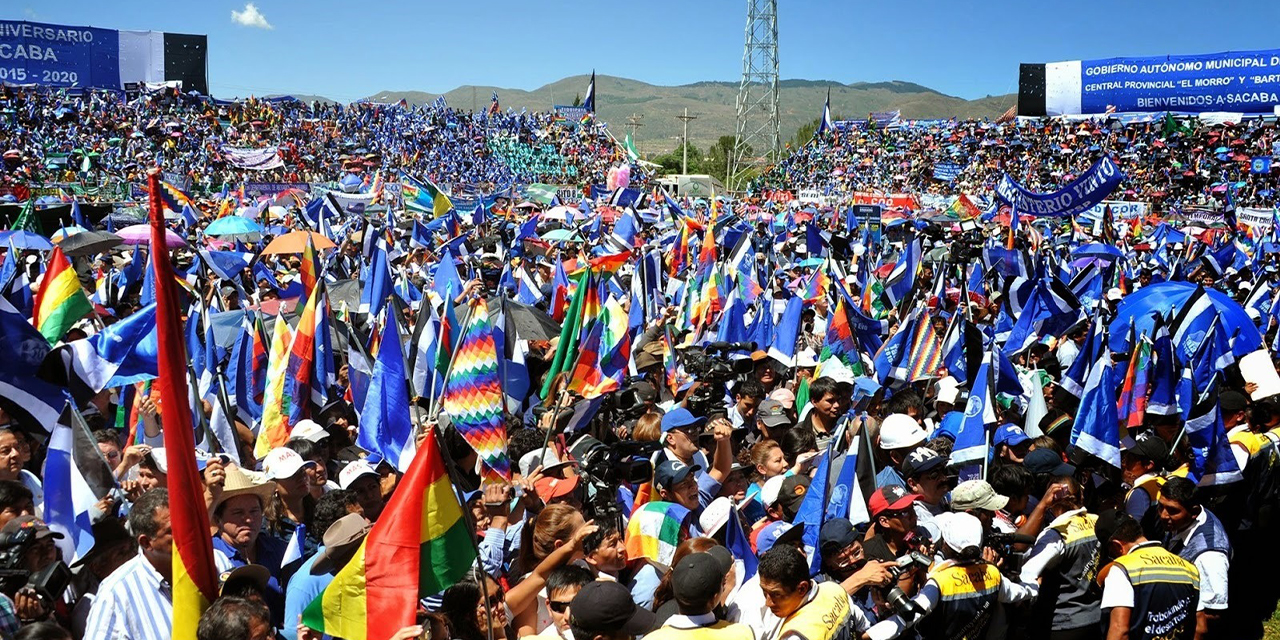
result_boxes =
[553,106,589,126]
[1020,48,1280,116]
[0,20,207,93]
[220,146,285,171]
[994,155,1125,218]
[1237,207,1276,234]
[244,182,311,198]
[933,162,963,182]
[1079,200,1150,222]
[849,192,920,210]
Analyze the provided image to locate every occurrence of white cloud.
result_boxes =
[231,3,273,29]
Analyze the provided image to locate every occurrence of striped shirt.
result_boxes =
[83,550,233,640]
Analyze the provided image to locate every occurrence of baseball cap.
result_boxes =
[879,414,926,450]
[570,581,657,637]
[777,475,810,515]
[768,388,796,410]
[757,399,792,429]
[1023,448,1075,477]
[1122,432,1170,465]
[756,521,805,555]
[901,448,947,477]
[950,480,1009,512]
[0,516,63,540]
[289,419,330,443]
[938,512,983,554]
[338,460,379,490]
[818,518,859,554]
[654,460,700,492]
[869,485,920,517]
[1093,507,1135,550]
[698,497,734,538]
[1106,287,1124,302]
[935,376,960,405]
[994,424,1031,448]
[533,475,580,502]
[760,475,787,508]
[262,447,316,481]
[518,447,575,478]
[1220,390,1249,414]
[661,408,707,434]
[672,552,724,605]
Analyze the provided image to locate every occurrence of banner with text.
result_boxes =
[1021,48,1280,116]
[849,192,920,210]
[0,20,207,93]
[1079,200,1150,222]
[995,155,1125,217]
[221,146,284,171]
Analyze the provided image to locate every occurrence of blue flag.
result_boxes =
[1070,343,1120,468]
[357,318,414,470]
[1184,373,1243,486]
[767,295,804,367]
[359,236,394,317]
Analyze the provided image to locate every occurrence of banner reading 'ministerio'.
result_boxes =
[994,156,1125,218]
[1019,48,1280,116]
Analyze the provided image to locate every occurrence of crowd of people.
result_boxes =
[0,81,1279,640]
[0,86,631,201]
[757,115,1280,212]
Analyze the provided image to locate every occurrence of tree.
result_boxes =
[654,142,704,175]
[790,117,823,149]
[572,94,582,107]
[703,135,739,184]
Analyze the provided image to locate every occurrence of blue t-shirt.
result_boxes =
[282,549,334,640]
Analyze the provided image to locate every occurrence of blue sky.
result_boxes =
[14,0,1280,103]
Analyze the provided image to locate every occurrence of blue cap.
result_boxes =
[756,521,804,556]
[994,424,1031,448]
[660,408,707,434]
[654,460,700,491]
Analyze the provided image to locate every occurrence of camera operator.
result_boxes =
[0,517,70,627]
[863,513,1038,640]
[814,519,896,623]
[657,409,734,512]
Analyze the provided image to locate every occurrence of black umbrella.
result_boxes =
[56,230,123,257]
[497,297,561,342]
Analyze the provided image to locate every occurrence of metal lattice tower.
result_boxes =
[729,0,779,191]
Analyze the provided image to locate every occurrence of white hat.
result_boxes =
[879,413,926,450]
[935,376,960,405]
[289,419,329,443]
[760,475,787,508]
[338,460,379,490]
[517,447,574,478]
[816,358,854,385]
[146,448,169,474]
[938,512,983,554]
[699,497,734,537]
[1105,288,1123,302]
[262,447,315,481]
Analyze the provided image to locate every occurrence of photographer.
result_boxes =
[0,517,68,627]
[863,513,1038,640]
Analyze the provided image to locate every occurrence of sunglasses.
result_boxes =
[547,600,573,614]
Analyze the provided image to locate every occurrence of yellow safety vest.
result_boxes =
[775,582,853,640]
[1104,543,1200,640]
[646,620,754,640]
[917,561,1003,640]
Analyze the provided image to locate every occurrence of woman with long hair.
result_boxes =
[441,568,510,640]
[649,537,718,613]
[508,504,597,639]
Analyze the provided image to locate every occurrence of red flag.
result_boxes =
[147,169,219,638]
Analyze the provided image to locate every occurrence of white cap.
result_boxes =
[935,376,960,405]
[816,358,854,385]
[1105,288,1123,302]
[938,512,983,554]
[518,447,573,478]
[262,447,315,481]
[338,460,379,490]
[289,419,329,443]
[880,413,926,450]
[699,497,734,537]
[147,448,169,474]
[760,475,787,508]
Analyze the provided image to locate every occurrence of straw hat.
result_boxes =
[211,465,278,515]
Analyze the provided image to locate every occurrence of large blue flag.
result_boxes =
[1184,373,1243,486]
[359,236,394,317]
[357,318,414,470]
[767,294,804,367]
[1071,342,1121,468]
[952,354,995,471]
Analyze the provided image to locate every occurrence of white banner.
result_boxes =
[220,146,284,171]
[1078,200,1150,222]
[1238,207,1276,234]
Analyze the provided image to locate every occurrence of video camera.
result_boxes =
[985,531,1035,578]
[679,341,756,419]
[881,551,933,618]
[0,528,71,605]
[944,230,985,265]
[568,433,661,523]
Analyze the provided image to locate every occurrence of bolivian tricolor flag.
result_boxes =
[32,246,93,344]
[303,429,475,640]
[147,170,220,639]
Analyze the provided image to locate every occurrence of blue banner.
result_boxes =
[1078,49,1280,114]
[994,156,1125,218]
[933,162,963,182]
[0,21,120,88]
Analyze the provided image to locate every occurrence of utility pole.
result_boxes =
[626,113,645,158]
[676,108,698,175]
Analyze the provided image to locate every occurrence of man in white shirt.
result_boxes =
[1158,477,1230,638]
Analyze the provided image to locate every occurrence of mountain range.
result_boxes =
[292,74,1016,155]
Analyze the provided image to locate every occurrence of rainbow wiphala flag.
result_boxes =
[441,299,510,483]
